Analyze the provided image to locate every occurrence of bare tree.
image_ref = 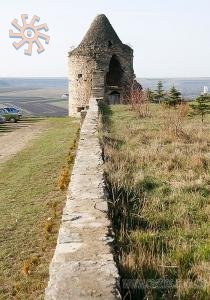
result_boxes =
[124,80,150,117]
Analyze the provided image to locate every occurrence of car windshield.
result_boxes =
[5,108,17,112]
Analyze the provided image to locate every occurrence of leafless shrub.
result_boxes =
[124,81,150,117]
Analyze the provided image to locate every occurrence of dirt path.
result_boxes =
[0,120,48,164]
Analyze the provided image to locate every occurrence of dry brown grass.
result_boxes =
[100,102,210,299]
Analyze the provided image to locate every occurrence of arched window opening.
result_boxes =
[106,55,123,87]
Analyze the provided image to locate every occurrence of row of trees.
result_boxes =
[146,81,182,106]
[146,81,210,122]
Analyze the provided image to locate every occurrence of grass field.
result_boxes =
[100,103,210,299]
[0,117,80,300]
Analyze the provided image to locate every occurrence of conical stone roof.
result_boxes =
[71,14,123,55]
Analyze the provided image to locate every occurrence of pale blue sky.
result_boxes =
[1,0,210,77]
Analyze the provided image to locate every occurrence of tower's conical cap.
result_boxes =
[77,14,122,50]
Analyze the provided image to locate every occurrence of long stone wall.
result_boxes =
[45,98,121,300]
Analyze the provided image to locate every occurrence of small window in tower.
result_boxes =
[78,74,82,78]
[108,41,112,47]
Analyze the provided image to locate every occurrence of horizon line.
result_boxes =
[1,76,210,79]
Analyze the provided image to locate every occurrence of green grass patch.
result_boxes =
[100,103,210,299]
[0,117,80,300]
[49,100,68,110]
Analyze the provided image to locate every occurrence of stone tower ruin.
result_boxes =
[68,14,137,116]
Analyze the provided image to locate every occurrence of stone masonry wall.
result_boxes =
[45,98,121,300]
[69,55,97,116]
[69,48,135,116]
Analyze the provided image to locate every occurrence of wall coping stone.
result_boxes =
[45,98,121,300]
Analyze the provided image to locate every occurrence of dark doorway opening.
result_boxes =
[109,91,120,105]
[106,55,123,86]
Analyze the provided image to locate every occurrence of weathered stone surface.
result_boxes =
[45,98,121,300]
[68,14,136,116]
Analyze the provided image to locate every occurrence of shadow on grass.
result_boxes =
[0,124,14,133]
[0,117,44,134]
[99,101,126,158]
[98,100,113,129]
[20,117,44,123]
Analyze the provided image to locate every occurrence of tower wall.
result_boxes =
[69,47,135,115]
[92,70,105,98]
[69,55,97,116]
[68,14,139,116]
[94,47,135,103]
